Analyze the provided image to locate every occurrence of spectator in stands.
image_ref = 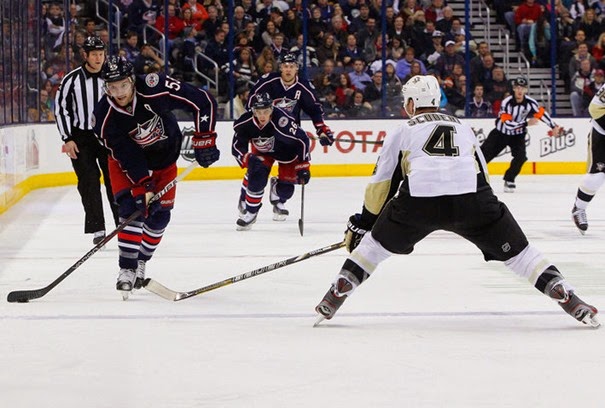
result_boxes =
[399,0,422,22]
[127,0,159,36]
[436,6,454,34]
[322,86,346,118]
[155,3,185,58]
[223,85,250,120]
[514,0,543,53]
[44,2,66,57]
[223,46,257,88]
[425,0,446,23]
[202,5,221,39]
[433,40,464,81]
[485,66,510,115]
[471,53,496,88]
[182,0,209,26]
[348,58,372,91]
[402,60,423,84]
[349,4,371,33]
[256,46,277,73]
[313,59,339,91]
[362,70,384,108]
[269,32,288,61]
[181,8,203,32]
[122,31,140,65]
[335,72,356,106]
[424,30,445,68]
[396,46,427,81]
[204,29,229,73]
[328,14,348,47]
[570,58,596,117]
[261,20,279,47]
[72,30,87,66]
[290,33,319,67]
[405,10,428,54]
[339,34,365,67]
[389,35,406,62]
[282,8,302,41]
[316,0,334,23]
[528,14,551,67]
[470,41,491,76]
[344,90,373,117]
[578,8,600,48]
[357,17,380,61]
[316,33,340,66]
[83,18,97,38]
[594,69,605,90]
[133,43,164,74]
[469,83,493,118]
[444,74,467,117]
[593,33,605,69]
[569,42,597,79]
[388,15,406,43]
[569,0,586,21]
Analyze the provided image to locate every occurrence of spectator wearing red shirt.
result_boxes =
[514,0,543,53]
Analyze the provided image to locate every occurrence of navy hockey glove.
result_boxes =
[345,213,373,253]
[193,131,220,168]
[295,161,311,184]
[316,125,335,146]
[131,176,160,218]
[241,153,266,173]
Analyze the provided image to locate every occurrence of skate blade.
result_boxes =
[581,314,601,328]
[119,290,131,301]
[236,224,253,231]
[272,214,287,221]
[313,314,326,327]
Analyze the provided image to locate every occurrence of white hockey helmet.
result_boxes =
[401,75,441,112]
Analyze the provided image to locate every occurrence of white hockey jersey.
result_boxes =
[363,111,489,216]
[589,83,605,135]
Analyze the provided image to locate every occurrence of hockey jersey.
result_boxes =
[495,94,556,135]
[93,73,217,184]
[232,107,310,166]
[247,72,326,129]
[363,111,491,216]
[589,83,605,134]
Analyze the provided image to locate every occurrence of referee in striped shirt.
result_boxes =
[55,36,119,245]
[481,77,563,193]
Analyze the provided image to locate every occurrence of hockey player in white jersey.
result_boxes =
[314,75,600,328]
[571,82,605,234]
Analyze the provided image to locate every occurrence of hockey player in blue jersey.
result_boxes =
[93,55,220,298]
[232,92,311,230]
[244,53,333,222]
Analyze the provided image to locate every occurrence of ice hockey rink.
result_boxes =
[1,175,604,407]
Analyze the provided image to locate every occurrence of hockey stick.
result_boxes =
[311,137,383,145]
[298,183,305,236]
[143,241,345,301]
[6,162,198,303]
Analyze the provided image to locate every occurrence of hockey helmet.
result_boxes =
[101,55,134,83]
[83,36,105,53]
[251,92,273,110]
[401,75,441,110]
[513,76,528,88]
[279,52,299,67]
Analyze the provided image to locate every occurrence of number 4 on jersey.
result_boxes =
[423,125,459,157]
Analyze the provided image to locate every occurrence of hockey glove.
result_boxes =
[548,125,564,137]
[295,161,311,184]
[345,213,372,253]
[241,153,266,173]
[316,125,335,146]
[131,176,160,218]
[193,131,220,168]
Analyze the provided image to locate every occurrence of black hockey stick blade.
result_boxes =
[298,183,305,236]
[143,241,346,301]
[6,163,198,303]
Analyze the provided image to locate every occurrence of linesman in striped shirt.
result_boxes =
[480,77,563,193]
[55,36,119,245]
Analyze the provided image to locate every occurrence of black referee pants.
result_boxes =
[70,130,119,234]
[480,129,528,183]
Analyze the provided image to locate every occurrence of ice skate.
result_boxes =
[314,286,347,326]
[93,230,106,246]
[116,268,136,300]
[571,205,588,235]
[503,181,516,193]
[237,198,246,216]
[236,211,257,231]
[134,260,146,290]
[547,279,600,327]
[272,202,289,221]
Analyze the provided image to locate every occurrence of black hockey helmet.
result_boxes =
[279,52,298,67]
[101,55,134,83]
[251,92,273,110]
[513,76,528,88]
[83,36,105,53]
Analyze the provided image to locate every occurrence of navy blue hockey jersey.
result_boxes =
[232,107,310,166]
[93,73,217,184]
[247,72,326,129]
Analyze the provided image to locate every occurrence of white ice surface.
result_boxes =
[1,175,604,408]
